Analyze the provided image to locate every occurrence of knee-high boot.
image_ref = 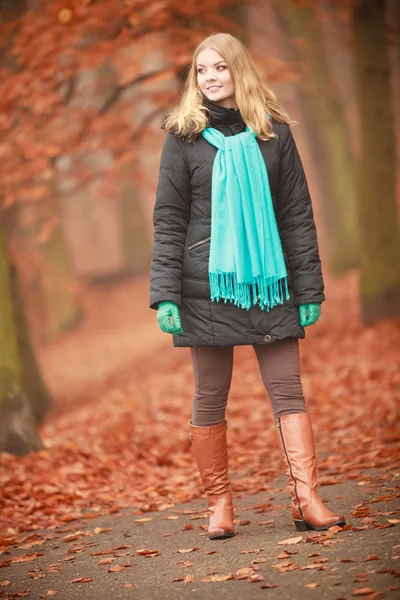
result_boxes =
[188,419,235,540]
[275,412,346,531]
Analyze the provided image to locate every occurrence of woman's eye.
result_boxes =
[217,65,226,70]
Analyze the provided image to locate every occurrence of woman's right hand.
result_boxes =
[157,302,184,335]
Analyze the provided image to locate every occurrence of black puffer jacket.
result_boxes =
[149,96,325,347]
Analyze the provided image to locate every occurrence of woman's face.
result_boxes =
[196,48,237,108]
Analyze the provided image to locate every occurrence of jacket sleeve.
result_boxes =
[275,124,325,306]
[149,132,191,311]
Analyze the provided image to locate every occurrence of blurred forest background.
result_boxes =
[0,0,399,455]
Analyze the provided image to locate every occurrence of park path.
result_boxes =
[0,269,399,599]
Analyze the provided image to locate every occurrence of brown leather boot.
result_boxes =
[188,419,235,540]
[275,412,346,531]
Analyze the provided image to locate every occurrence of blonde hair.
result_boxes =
[163,33,296,142]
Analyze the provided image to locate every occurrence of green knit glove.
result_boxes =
[157,301,184,335]
[298,303,321,327]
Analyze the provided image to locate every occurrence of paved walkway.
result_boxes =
[1,469,399,599]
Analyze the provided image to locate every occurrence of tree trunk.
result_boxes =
[277,0,360,275]
[0,228,44,455]
[9,259,53,424]
[352,0,400,323]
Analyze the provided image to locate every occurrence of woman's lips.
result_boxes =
[208,86,221,92]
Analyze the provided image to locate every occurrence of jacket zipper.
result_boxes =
[188,236,211,251]
[277,417,305,521]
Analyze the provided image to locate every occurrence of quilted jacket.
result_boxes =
[149,96,325,347]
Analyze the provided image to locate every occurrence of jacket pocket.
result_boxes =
[283,249,293,287]
[188,236,211,259]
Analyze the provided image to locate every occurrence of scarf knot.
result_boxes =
[202,125,290,311]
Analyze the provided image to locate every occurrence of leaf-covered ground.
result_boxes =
[0,270,399,598]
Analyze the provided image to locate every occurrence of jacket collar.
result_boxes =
[201,94,245,135]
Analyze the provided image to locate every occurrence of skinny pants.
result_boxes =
[190,338,306,426]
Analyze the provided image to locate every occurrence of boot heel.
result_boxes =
[294,519,312,531]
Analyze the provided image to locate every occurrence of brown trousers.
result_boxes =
[190,338,306,426]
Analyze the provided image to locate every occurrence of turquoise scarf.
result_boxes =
[201,126,290,311]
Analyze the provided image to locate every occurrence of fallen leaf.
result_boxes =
[251,558,267,564]
[135,518,153,523]
[184,575,195,583]
[340,558,356,563]
[328,525,343,533]
[136,549,160,555]
[176,561,193,567]
[239,519,251,526]
[58,8,73,23]
[108,565,126,572]
[305,583,320,588]
[10,553,44,563]
[352,589,376,596]
[177,547,200,553]
[248,573,264,583]
[208,573,235,582]
[278,536,302,545]
[236,567,254,579]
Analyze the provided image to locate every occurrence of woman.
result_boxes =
[149,33,345,540]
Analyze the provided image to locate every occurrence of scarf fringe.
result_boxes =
[209,272,290,311]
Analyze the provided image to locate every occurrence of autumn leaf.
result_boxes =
[178,561,193,567]
[248,574,264,583]
[278,536,302,545]
[352,589,376,596]
[135,518,153,523]
[177,547,200,553]
[136,549,160,556]
[58,8,73,23]
[305,583,320,588]
[46,592,58,596]
[208,574,235,582]
[10,553,44,563]
[328,525,343,533]
[108,565,126,572]
[235,567,255,579]
[251,557,267,564]
[184,575,195,583]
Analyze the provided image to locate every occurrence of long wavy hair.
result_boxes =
[163,33,296,142]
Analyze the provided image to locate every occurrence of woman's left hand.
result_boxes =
[298,303,321,327]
